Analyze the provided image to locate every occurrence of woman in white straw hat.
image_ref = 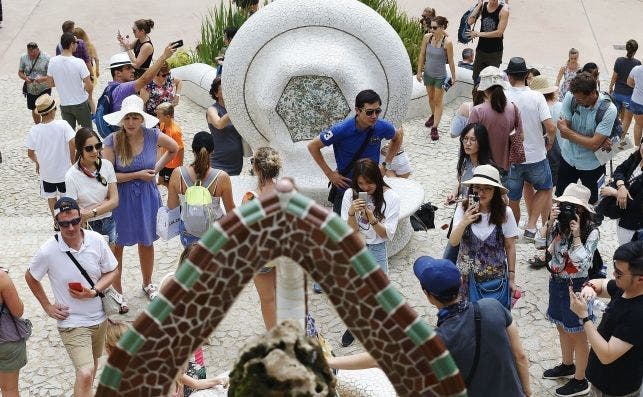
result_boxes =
[541,182,599,397]
[102,95,178,309]
[448,164,519,308]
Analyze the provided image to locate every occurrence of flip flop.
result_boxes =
[528,256,547,269]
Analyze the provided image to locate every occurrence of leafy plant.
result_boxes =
[165,50,196,69]
[196,0,248,67]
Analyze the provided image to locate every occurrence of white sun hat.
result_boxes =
[553,182,595,213]
[102,95,159,129]
[461,164,509,193]
[477,66,510,91]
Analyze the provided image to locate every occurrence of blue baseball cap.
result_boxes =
[413,256,461,298]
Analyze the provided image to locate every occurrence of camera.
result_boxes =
[558,202,577,230]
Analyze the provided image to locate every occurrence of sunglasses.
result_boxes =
[159,72,170,78]
[57,217,82,228]
[83,143,103,153]
[429,25,439,30]
[360,108,382,117]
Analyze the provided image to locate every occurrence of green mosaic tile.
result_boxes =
[200,224,229,252]
[375,285,404,314]
[175,260,203,289]
[430,353,460,381]
[146,297,173,324]
[405,317,435,346]
[350,249,378,277]
[321,214,351,243]
[99,364,122,390]
[285,192,312,219]
[118,329,146,355]
[236,199,266,226]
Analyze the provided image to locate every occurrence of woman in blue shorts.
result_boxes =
[609,40,640,137]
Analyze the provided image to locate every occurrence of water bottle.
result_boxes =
[588,298,607,317]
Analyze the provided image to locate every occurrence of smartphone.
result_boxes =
[170,40,184,49]
[442,78,453,92]
[358,192,368,202]
[68,282,83,292]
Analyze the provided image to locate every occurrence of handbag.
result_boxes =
[410,202,438,231]
[468,265,511,309]
[54,235,121,316]
[508,103,526,165]
[327,127,375,203]
[157,206,181,240]
[0,304,32,343]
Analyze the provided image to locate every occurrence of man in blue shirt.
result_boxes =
[307,89,404,213]
[557,72,617,203]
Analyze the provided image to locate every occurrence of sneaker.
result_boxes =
[313,283,323,294]
[555,378,590,397]
[142,283,159,300]
[543,363,576,379]
[430,127,439,141]
[425,115,434,128]
[341,329,355,347]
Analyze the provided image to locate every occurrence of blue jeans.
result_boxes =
[443,243,459,264]
[88,216,117,244]
[367,242,388,274]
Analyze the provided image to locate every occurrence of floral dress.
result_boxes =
[145,75,176,114]
[558,65,578,102]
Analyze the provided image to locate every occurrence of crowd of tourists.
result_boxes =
[2,1,642,396]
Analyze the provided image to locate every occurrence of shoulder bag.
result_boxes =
[22,53,41,97]
[467,227,511,309]
[508,102,526,165]
[0,304,32,343]
[327,127,375,203]
[55,235,121,316]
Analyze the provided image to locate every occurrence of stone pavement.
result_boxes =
[0,69,631,396]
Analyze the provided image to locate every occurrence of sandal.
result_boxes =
[142,283,159,300]
[528,256,547,269]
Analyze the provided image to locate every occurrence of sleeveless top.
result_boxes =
[133,39,153,73]
[424,35,447,79]
[558,65,578,101]
[208,102,244,176]
[478,2,504,53]
[144,75,176,114]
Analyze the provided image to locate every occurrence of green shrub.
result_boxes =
[166,50,196,69]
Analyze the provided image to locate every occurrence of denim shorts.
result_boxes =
[629,99,643,115]
[547,276,594,333]
[88,216,117,244]
[506,158,553,201]
[611,92,632,112]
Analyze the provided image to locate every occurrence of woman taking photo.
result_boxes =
[64,128,119,248]
[102,95,178,308]
[242,147,282,331]
[542,183,599,397]
[140,61,182,115]
[117,19,154,78]
[416,16,456,141]
[207,77,244,176]
[167,131,235,247]
[448,165,518,305]
[0,267,26,397]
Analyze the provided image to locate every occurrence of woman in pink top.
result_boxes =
[467,66,521,178]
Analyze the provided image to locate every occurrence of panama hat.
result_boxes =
[102,95,158,128]
[35,94,56,115]
[553,182,595,213]
[477,66,510,91]
[461,164,509,193]
[530,76,558,95]
[108,52,132,69]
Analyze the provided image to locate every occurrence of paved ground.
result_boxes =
[0,65,631,395]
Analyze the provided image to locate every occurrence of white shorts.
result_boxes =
[379,151,412,176]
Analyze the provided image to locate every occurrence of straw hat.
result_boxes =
[102,95,159,128]
[530,76,558,94]
[461,164,508,193]
[477,66,510,91]
[554,182,595,213]
[35,94,56,115]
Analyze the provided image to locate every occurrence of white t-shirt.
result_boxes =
[65,159,117,220]
[28,230,117,328]
[25,120,75,183]
[453,205,519,241]
[505,86,552,164]
[629,65,643,104]
[47,55,90,106]
[341,188,400,245]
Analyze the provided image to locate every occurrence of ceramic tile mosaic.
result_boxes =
[95,180,467,397]
[276,76,350,142]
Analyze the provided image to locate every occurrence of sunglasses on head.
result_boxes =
[57,217,82,228]
[83,143,103,153]
[361,108,382,117]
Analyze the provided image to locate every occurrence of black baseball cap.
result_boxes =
[53,197,80,217]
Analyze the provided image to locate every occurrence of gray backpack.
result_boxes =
[179,167,221,237]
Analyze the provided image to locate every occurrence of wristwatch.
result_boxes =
[92,208,98,218]
[581,316,591,325]
[91,287,100,298]
[381,161,391,170]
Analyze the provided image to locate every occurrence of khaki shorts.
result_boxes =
[58,321,107,370]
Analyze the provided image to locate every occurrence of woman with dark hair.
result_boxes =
[541,183,599,397]
[207,77,244,175]
[582,62,601,91]
[468,66,521,179]
[600,138,643,244]
[610,40,640,137]
[117,19,154,78]
[416,15,456,141]
[448,164,518,305]
[450,88,486,137]
[64,128,119,247]
[140,61,182,115]
[167,131,235,247]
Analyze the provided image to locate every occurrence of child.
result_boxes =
[25,94,76,227]
[155,102,184,188]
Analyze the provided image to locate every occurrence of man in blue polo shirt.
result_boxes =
[557,72,617,204]
[308,89,404,213]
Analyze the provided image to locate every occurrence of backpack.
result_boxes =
[179,167,221,237]
[94,84,120,138]
[458,4,478,44]
[570,92,623,142]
